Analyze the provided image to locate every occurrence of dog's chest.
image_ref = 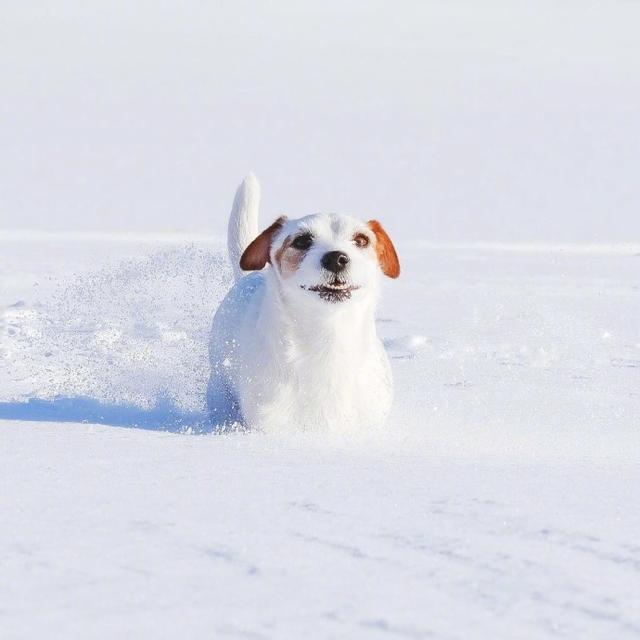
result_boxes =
[241,336,392,432]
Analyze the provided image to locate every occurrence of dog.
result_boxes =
[207,174,400,432]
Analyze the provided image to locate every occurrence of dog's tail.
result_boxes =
[227,173,260,281]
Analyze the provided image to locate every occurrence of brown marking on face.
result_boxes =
[240,216,287,271]
[274,234,306,278]
[367,220,400,278]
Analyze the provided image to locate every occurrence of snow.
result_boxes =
[2,2,639,635]
[2,233,639,638]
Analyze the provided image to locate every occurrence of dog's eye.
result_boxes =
[353,233,370,248]
[292,233,313,250]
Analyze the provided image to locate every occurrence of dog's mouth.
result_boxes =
[301,279,360,303]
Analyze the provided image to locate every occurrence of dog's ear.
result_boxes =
[240,216,287,271]
[367,220,400,278]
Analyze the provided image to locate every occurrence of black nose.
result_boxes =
[321,251,350,273]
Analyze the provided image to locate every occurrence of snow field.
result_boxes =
[1,233,639,638]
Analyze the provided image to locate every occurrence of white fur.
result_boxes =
[227,173,260,282]
[208,175,394,433]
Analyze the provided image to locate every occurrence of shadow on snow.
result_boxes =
[0,396,217,434]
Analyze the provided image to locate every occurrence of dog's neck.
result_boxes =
[262,271,379,355]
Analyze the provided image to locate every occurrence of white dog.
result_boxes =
[207,174,400,433]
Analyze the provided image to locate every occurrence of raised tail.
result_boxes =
[227,173,260,281]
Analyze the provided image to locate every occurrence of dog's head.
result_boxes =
[240,213,399,305]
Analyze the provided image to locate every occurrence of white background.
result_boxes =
[2,1,639,241]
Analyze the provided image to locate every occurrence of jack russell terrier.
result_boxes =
[207,174,400,432]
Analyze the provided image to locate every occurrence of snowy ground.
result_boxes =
[1,232,639,639]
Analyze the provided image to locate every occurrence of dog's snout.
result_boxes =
[321,251,350,273]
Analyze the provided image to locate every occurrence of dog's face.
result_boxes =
[240,213,399,305]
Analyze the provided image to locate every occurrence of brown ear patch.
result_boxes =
[367,220,400,278]
[240,216,287,271]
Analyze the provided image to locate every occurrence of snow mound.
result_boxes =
[1,245,231,421]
